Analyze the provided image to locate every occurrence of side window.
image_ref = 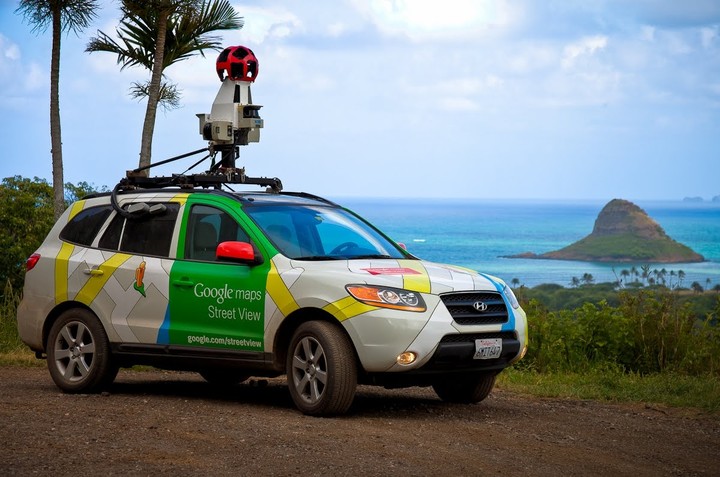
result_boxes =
[120,203,180,256]
[97,203,180,257]
[59,205,112,246]
[185,204,250,261]
[98,213,123,250]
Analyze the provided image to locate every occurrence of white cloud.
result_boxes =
[233,6,303,44]
[350,0,521,41]
[701,26,718,49]
[437,97,479,111]
[3,43,20,61]
[561,35,608,69]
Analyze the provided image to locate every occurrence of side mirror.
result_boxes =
[216,241,262,265]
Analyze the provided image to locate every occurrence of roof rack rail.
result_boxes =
[116,146,283,193]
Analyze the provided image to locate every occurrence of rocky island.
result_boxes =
[510,199,705,263]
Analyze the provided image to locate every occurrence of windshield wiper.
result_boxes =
[349,254,395,260]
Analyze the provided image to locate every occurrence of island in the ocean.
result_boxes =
[508,199,705,263]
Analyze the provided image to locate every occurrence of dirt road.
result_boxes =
[0,366,718,476]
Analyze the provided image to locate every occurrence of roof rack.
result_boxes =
[116,146,283,193]
[111,146,283,219]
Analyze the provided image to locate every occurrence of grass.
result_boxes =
[498,367,720,414]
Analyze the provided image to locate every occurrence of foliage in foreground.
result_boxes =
[517,289,720,376]
[0,176,107,296]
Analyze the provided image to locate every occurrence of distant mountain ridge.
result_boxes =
[509,199,705,263]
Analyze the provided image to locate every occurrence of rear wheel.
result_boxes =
[432,372,497,403]
[286,321,357,416]
[46,308,118,393]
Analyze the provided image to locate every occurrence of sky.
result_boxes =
[0,0,718,201]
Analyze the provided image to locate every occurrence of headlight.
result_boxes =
[503,283,520,309]
[346,285,426,312]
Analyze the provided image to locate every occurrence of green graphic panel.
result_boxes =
[168,260,267,350]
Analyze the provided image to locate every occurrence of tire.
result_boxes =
[286,321,357,416]
[46,308,118,393]
[432,372,497,404]
[199,369,249,387]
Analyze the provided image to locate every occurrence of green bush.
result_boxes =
[519,289,720,376]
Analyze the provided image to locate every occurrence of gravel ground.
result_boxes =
[1,366,718,476]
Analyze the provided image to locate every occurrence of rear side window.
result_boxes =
[59,205,112,246]
[98,203,180,257]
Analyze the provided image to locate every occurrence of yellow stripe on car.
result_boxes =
[266,260,299,316]
[74,253,132,305]
[54,242,74,304]
[399,260,431,293]
[323,296,376,322]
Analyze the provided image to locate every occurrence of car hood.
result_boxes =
[287,257,504,295]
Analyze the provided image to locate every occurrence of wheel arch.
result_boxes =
[272,307,360,372]
[41,301,97,351]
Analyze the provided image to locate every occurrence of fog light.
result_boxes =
[396,352,417,366]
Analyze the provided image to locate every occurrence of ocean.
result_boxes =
[337,198,720,289]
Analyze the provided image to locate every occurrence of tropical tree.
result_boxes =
[678,270,686,288]
[640,264,651,285]
[86,0,243,173]
[581,273,594,286]
[16,0,99,219]
[0,176,107,295]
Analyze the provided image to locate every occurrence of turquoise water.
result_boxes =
[338,198,720,289]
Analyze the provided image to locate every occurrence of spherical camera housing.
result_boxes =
[216,46,259,82]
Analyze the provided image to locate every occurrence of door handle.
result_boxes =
[172,278,195,288]
[83,268,104,277]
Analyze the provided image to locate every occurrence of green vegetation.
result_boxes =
[0,176,107,296]
[551,234,702,262]
[501,284,720,412]
[0,283,38,366]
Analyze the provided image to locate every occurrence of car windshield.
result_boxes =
[244,204,406,260]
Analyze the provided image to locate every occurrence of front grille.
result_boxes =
[439,331,517,344]
[440,291,509,325]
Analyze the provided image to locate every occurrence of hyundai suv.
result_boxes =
[17,185,527,415]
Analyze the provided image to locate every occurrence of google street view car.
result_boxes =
[16,46,527,415]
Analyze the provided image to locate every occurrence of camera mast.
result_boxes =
[118,45,282,193]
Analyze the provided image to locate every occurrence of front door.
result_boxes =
[164,199,269,352]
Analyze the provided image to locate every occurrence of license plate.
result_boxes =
[474,338,502,359]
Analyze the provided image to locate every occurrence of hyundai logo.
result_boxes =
[473,301,488,312]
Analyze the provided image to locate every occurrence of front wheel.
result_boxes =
[432,372,497,403]
[286,321,357,416]
[46,308,118,393]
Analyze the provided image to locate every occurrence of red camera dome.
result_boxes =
[216,45,259,82]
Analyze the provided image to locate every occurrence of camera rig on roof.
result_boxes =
[116,45,281,194]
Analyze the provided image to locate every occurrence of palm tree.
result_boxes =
[16,0,99,219]
[581,273,594,286]
[640,264,651,285]
[690,281,704,294]
[86,0,243,173]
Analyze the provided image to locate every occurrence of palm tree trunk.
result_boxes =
[138,7,169,174]
[50,1,65,219]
